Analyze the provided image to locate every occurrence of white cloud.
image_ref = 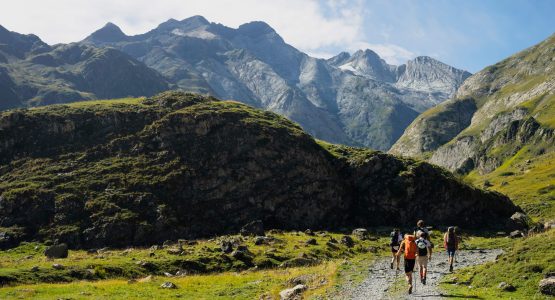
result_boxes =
[0,0,413,64]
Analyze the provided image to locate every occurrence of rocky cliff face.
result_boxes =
[390,33,555,175]
[0,92,521,248]
[78,16,470,150]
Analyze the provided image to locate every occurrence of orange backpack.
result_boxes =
[404,235,417,259]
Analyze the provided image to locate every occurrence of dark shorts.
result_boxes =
[391,245,400,253]
[404,258,416,273]
[447,249,456,257]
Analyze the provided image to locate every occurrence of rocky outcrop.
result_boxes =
[390,97,477,157]
[0,92,521,248]
[391,32,555,175]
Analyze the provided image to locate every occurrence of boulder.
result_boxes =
[305,238,317,245]
[240,220,265,236]
[279,284,307,300]
[254,236,273,245]
[231,245,252,262]
[352,228,369,240]
[52,263,65,270]
[498,282,516,292]
[340,235,354,248]
[160,282,178,289]
[304,229,314,236]
[280,257,317,268]
[509,212,530,229]
[44,243,68,259]
[539,277,555,295]
[509,230,524,239]
[220,241,233,253]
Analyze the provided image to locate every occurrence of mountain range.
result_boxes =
[0,16,470,150]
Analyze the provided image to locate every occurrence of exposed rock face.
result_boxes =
[79,17,470,150]
[391,32,555,175]
[539,277,555,295]
[0,92,521,248]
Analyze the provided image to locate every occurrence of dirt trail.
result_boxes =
[339,249,502,300]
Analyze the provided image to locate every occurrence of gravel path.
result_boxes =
[341,249,503,300]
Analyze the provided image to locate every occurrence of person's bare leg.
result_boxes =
[406,272,413,293]
[396,255,401,270]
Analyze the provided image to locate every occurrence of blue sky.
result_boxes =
[1,0,554,72]
[316,0,555,72]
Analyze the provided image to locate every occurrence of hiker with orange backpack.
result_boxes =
[396,234,418,294]
[444,226,459,272]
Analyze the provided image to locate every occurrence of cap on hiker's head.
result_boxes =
[417,220,424,226]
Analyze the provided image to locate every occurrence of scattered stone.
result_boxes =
[44,243,68,259]
[87,249,98,255]
[31,266,39,272]
[498,282,516,291]
[164,272,174,277]
[287,274,314,286]
[220,241,233,253]
[539,277,555,295]
[175,270,187,277]
[240,220,265,236]
[231,245,252,262]
[167,247,183,255]
[52,263,65,270]
[328,237,338,244]
[509,212,530,229]
[352,228,369,240]
[304,229,314,236]
[340,235,354,248]
[160,282,178,289]
[98,247,110,253]
[279,284,307,300]
[254,236,273,245]
[305,238,317,245]
[280,257,317,268]
[509,230,524,238]
[138,275,153,283]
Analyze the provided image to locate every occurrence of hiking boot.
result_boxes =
[449,265,453,272]
[390,262,393,269]
[422,277,426,285]
[408,285,413,294]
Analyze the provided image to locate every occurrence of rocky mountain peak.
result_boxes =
[338,49,396,82]
[237,21,277,37]
[181,15,210,26]
[86,22,127,43]
[327,51,351,66]
[395,55,471,98]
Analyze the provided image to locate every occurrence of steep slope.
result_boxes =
[0,92,520,248]
[390,33,555,219]
[0,25,170,109]
[81,17,470,150]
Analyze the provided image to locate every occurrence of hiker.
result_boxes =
[413,219,430,240]
[396,234,417,294]
[389,228,403,270]
[444,226,459,272]
[415,231,432,284]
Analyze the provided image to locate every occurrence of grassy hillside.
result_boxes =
[441,230,555,299]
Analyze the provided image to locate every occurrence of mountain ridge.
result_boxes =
[0,17,471,150]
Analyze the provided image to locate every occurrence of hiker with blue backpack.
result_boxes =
[415,230,432,284]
